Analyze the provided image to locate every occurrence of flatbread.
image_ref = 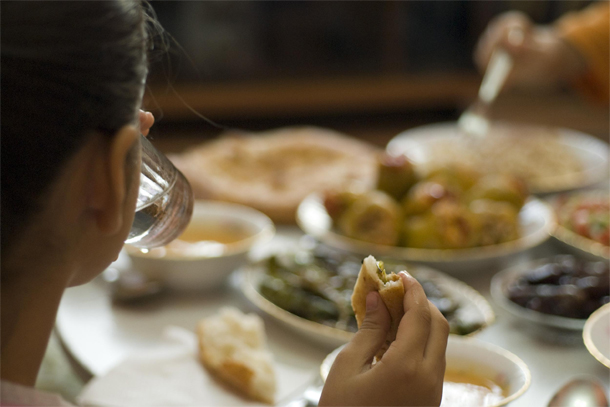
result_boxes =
[170,126,378,223]
[351,255,405,360]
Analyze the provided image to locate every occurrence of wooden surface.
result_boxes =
[144,73,480,121]
[148,88,609,156]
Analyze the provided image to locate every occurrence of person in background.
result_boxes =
[475,2,609,104]
[1,2,448,406]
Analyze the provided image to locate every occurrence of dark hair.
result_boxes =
[2,1,150,254]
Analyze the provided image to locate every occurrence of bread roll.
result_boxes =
[197,307,276,404]
[351,255,405,360]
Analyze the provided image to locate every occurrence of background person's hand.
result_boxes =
[139,110,155,136]
[475,11,585,89]
[319,272,449,407]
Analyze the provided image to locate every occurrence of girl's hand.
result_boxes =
[319,272,449,407]
[139,110,155,136]
[474,11,585,89]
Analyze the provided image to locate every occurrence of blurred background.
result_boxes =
[143,0,608,154]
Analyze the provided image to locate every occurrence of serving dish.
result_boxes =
[490,257,609,331]
[583,303,610,368]
[320,336,531,407]
[386,122,609,194]
[171,126,378,224]
[297,193,555,273]
[125,200,275,290]
[241,255,494,348]
[549,190,610,261]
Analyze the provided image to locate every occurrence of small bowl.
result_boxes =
[583,303,610,368]
[548,190,610,261]
[125,200,275,290]
[490,259,588,332]
[321,336,531,407]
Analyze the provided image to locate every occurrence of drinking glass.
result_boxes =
[124,135,194,248]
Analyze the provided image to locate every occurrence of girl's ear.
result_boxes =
[89,125,139,235]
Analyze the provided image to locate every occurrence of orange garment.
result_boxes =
[556,1,610,104]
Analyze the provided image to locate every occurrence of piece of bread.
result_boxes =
[197,307,276,404]
[351,255,405,360]
[170,126,378,223]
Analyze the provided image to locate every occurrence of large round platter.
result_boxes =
[583,303,610,368]
[240,261,494,349]
[386,122,609,194]
[296,193,555,272]
[548,190,610,261]
[491,259,588,331]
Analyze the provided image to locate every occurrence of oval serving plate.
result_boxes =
[386,122,609,194]
[241,261,495,349]
[296,193,555,270]
[491,259,588,331]
[583,303,610,368]
[548,190,610,261]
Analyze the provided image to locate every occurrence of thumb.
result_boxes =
[344,292,391,368]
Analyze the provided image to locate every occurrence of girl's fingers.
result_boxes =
[139,110,154,136]
[342,292,391,371]
[423,300,450,364]
[389,272,432,359]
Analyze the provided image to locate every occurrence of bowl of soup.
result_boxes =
[321,336,530,407]
[125,200,275,290]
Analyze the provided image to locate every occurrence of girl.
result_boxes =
[1,2,448,406]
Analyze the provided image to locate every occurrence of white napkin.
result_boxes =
[77,326,315,407]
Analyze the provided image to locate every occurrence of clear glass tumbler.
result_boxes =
[124,135,194,248]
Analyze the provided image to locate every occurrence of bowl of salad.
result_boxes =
[550,190,609,260]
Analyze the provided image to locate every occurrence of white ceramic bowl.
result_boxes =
[548,190,610,261]
[490,259,587,331]
[125,200,275,290]
[321,336,531,407]
[583,303,610,368]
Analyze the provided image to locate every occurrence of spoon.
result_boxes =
[548,377,609,407]
[282,381,323,407]
[457,48,513,139]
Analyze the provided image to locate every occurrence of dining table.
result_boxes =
[56,226,609,406]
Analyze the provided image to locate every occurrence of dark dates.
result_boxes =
[507,256,609,319]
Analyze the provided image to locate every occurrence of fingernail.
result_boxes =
[366,292,378,311]
[399,270,413,279]
[507,27,524,46]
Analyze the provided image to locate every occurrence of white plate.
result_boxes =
[296,193,555,273]
[320,336,531,407]
[55,250,329,385]
[241,260,495,349]
[583,303,610,368]
[386,122,609,194]
[491,259,587,331]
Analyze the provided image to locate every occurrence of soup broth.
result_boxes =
[441,370,507,407]
[176,222,251,244]
[133,220,253,258]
